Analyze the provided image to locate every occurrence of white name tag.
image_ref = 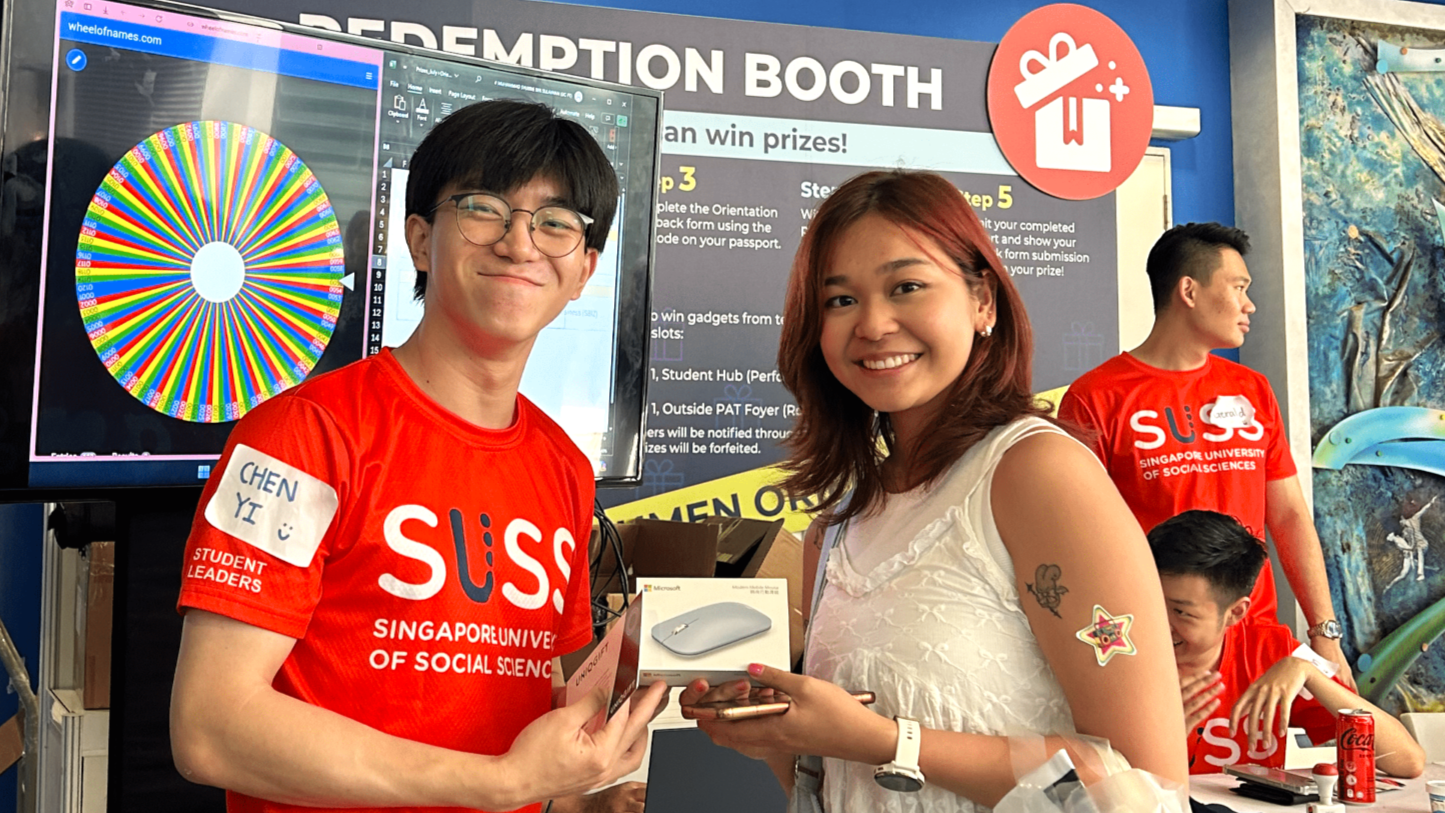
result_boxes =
[1206,395,1256,429]
[203,444,339,567]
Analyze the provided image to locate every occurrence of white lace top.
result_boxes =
[805,417,1079,812]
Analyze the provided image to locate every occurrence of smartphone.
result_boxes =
[1223,764,1400,796]
[682,691,876,720]
[1223,765,1316,794]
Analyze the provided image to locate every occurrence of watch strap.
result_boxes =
[893,717,922,770]
[1307,619,1342,640]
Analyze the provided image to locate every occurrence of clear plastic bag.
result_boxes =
[995,737,1188,813]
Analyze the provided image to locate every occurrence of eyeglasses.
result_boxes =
[428,192,594,258]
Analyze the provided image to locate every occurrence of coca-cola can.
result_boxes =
[1337,708,1375,805]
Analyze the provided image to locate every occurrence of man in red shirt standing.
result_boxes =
[1058,222,1354,686]
[169,100,666,813]
[1147,511,1421,778]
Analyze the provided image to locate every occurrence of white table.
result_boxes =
[1190,764,1444,812]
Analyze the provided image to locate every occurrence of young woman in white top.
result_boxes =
[680,170,1188,811]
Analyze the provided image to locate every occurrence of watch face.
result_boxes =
[875,772,924,793]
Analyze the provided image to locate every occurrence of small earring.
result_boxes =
[980,324,994,338]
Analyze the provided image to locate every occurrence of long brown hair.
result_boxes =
[777,170,1050,525]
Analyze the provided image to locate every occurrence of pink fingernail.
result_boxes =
[748,663,764,676]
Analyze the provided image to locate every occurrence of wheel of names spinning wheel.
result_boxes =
[75,120,345,423]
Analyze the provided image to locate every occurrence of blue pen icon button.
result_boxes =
[66,49,87,71]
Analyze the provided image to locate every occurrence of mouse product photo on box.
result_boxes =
[651,601,773,656]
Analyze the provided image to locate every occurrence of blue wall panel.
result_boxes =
[0,503,43,813]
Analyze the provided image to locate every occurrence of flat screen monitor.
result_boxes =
[0,0,661,499]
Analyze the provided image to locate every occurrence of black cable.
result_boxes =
[597,499,631,601]
[590,499,631,638]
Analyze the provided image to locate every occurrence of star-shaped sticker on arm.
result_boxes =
[1075,604,1137,666]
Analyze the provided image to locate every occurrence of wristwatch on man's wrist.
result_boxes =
[1307,619,1343,640]
[874,717,926,792]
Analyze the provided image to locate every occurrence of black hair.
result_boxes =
[1145,222,1251,313]
[1147,510,1267,606]
[404,99,619,299]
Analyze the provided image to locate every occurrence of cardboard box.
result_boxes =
[590,516,784,588]
[636,577,789,686]
[0,714,21,776]
[751,529,805,666]
[81,542,114,710]
[707,517,786,578]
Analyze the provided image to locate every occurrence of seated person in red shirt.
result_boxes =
[1147,510,1423,777]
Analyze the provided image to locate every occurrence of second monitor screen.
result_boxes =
[370,54,649,475]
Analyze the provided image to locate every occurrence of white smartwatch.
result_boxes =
[874,717,926,792]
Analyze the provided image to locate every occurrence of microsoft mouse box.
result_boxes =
[636,577,790,686]
[567,577,792,710]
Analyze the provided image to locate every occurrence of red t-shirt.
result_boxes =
[1187,622,1338,774]
[178,349,595,813]
[1057,353,1297,622]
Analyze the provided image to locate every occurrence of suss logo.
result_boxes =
[1200,718,1278,768]
[1129,402,1264,450]
[377,504,575,612]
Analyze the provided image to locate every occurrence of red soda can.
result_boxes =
[1337,708,1375,805]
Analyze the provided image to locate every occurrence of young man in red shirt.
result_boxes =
[170,100,667,813]
[1148,510,1422,777]
[1058,222,1354,686]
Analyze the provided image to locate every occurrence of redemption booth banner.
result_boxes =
[1234,0,1445,714]
[219,0,1120,529]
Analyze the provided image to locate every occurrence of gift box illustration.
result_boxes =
[714,384,763,430]
[1063,320,1106,372]
[1013,33,1110,173]
[641,458,684,496]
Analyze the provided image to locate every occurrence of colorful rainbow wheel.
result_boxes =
[74,121,345,423]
